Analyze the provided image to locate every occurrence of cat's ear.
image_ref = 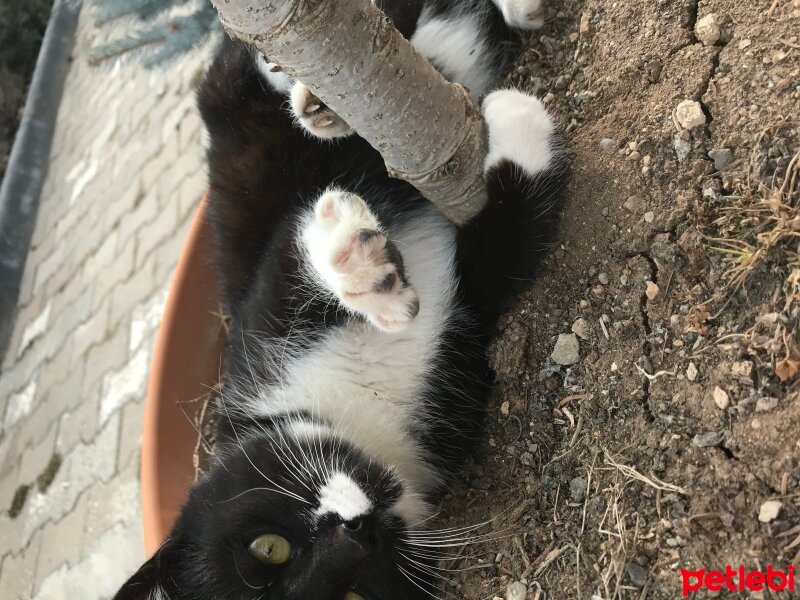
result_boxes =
[113,539,179,600]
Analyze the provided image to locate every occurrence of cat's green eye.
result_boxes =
[344,593,366,600]
[248,534,292,564]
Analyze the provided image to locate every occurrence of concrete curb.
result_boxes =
[0,0,83,363]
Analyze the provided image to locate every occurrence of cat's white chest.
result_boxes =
[256,210,457,492]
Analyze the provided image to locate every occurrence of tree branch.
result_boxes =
[210,0,487,225]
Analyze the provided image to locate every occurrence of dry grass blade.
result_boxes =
[603,449,688,495]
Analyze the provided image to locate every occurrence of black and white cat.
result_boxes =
[114,0,564,598]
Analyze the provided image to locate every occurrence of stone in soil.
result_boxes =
[675,100,706,129]
[506,581,527,600]
[713,386,730,409]
[758,500,782,523]
[627,562,649,587]
[569,476,587,502]
[571,317,591,339]
[551,333,580,365]
[695,13,722,46]
[708,147,733,170]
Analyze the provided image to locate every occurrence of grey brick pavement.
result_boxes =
[0,4,213,597]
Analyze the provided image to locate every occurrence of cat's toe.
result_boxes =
[290,82,353,139]
[495,0,545,30]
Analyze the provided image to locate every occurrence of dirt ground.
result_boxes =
[0,1,51,182]
[435,0,800,598]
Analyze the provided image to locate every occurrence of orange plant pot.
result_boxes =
[141,195,223,556]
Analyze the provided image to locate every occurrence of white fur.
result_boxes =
[491,0,545,30]
[482,89,555,175]
[252,206,457,518]
[255,55,295,93]
[316,472,373,521]
[410,9,496,98]
[302,190,420,332]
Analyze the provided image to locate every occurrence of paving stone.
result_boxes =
[34,492,89,585]
[92,235,135,311]
[135,200,180,267]
[84,460,140,550]
[100,346,150,426]
[33,520,143,600]
[16,301,51,359]
[18,424,57,486]
[82,332,128,400]
[56,386,99,457]
[108,252,158,330]
[72,296,110,361]
[0,528,42,600]
[21,413,120,547]
[4,380,37,430]
[116,397,145,471]
[0,468,20,514]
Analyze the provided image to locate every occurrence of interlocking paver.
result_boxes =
[0,3,213,595]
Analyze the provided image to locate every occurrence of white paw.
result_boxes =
[303,190,420,332]
[482,89,555,175]
[290,82,353,140]
[493,0,545,30]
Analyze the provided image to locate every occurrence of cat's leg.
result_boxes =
[490,0,546,30]
[290,82,354,139]
[301,189,420,332]
[456,88,565,324]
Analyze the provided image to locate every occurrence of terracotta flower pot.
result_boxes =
[141,195,223,556]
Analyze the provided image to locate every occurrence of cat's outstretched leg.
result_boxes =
[290,82,354,139]
[301,189,420,332]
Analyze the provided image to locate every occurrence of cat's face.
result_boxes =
[114,427,436,600]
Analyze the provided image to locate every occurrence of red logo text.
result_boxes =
[681,565,795,596]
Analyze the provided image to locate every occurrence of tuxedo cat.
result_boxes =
[114,0,564,598]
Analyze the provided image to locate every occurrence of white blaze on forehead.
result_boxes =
[316,472,373,521]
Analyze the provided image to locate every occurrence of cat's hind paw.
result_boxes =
[303,190,419,332]
[290,82,353,140]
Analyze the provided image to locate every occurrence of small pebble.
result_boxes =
[579,299,589,308]
[675,100,706,129]
[572,317,591,339]
[569,476,588,502]
[686,362,698,381]
[713,386,730,409]
[695,13,722,46]
[500,401,510,416]
[758,500,782,523]
[693,431,724,448]
[642,154,652,166]
[644,211,655,223]
[645,281,659,301]
[551,333,580,365]
[600,137,618,151]
[627,563,649,588]
[756,396,779,412]
[506,581,527,600]
[628,151,641,161]
[554,75,569,90]
[674,135,692,160]
[598,272,609,285]
[623,194,645,213]
[708,148,733,170]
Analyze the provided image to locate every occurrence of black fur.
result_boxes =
[113,1,566,598]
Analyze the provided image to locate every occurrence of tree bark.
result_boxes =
[210,0,487,225]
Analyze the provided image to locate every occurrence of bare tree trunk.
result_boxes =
[210,0,487,225]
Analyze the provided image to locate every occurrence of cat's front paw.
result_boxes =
[290,82,353,140]
[493,0,545,30]
[304,190,419,332]
[482,89,555,175]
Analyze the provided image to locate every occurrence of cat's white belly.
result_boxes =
[254,209,458,496]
